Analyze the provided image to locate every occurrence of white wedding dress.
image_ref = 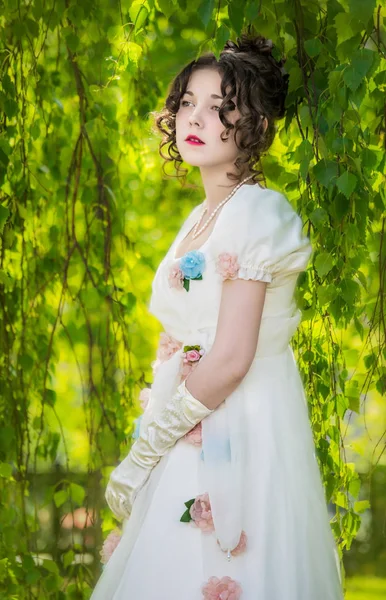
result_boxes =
[90,184,344,599]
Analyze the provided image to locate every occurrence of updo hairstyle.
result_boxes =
[152,27,289,186]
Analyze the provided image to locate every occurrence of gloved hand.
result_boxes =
[105,378,214,520]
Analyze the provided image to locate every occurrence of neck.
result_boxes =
[200,172,255,214]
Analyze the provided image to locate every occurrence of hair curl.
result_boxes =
[151,26,289,187]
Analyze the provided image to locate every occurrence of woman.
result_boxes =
[91,30,344,600]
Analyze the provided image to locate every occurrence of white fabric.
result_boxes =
[90,184,344,599]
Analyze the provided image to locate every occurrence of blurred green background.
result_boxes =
[0,0,385,597]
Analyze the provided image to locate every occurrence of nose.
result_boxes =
[188,108,202,126]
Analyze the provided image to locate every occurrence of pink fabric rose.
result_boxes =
[100,529,122,565]
[152,332,183,377]
[201,575,243,600]
[215,252,240,280]
[184,421,202,446]
[168,264,184,289]
[189,492,215,532]
[157,332,183,361]
[183,348,203,362]
[217,530,248,557]
[180,346,205,380]
[139,387,151,410]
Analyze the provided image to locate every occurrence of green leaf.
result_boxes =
[157,0,177,18]
[49,432,61,462]
[309,207,329,231]
[0,462,13,479]
[353,315,364,341]
[44,388,57,407]
[335,394,349,418]
[62,550,75,569]
[228,0,244,35]
[334,193,350,220]
[0,269,12,286]
[293,139,314,163]
[4,97,18,118]
[312,160,339,188]
[197,0,215,27]
[2,73,15,95]
[0,147,9,170]
[213,23,231,59]
[336,170,357,199]
[361,148,379,171]
[53,489,68,508]
[245,0,260,21]
[325,474,336,504]
[19,353,34,371]
[0,204,10,233]
[335,491,349,509]
[375,375,385,396]
[30,120,41,141]
[343,49,374,92]
[347,394,360,414]
[354,500,370,513]
[184,498,195,508]
[348,0,376,24]
[348,475,361,498]
[304,38,323,57]
[26,18,40,38]
[69,482,85,505]
[314,252,334,278]
[121,292,137,311]
[65,33,80,53]
[0,426,14,452]
[317,285,337,306]
[340,278,360,305]
[129,2,149,33]
[373,70,386,86]
[25,567,41,584]
[331,137,354,155]
[180,508,192,522]
[41,559,60,575]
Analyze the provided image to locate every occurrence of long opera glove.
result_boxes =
[105,379,214,520]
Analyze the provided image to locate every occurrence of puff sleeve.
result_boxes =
[212,187,312,284]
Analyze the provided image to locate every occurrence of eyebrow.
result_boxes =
[184,90,224,100]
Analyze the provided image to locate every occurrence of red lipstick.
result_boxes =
[185,135,205,145]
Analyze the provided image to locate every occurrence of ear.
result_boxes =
[262,116,268,133]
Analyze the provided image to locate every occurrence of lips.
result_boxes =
[185,135,205,144]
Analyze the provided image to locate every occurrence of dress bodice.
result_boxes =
[148,183,312,360]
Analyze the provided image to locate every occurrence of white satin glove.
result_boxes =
[105,379,214,520]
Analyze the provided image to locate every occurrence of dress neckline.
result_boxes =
[172,182,262,260]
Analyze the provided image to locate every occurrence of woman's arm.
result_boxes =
[185,279,268,411]
[105,279,267,520]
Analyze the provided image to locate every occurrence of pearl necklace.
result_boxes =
[192,175,255,240]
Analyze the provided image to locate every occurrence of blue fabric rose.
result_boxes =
[180,250,206,279]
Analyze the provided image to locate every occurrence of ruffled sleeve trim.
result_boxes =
[237,265,273,283]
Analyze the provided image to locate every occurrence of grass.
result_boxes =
[344,575,386,599]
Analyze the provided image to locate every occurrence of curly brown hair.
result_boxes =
[151,27,289,188]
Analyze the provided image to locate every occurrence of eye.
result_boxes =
[180,100,221,112]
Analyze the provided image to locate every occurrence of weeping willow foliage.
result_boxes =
[0,0,385,597]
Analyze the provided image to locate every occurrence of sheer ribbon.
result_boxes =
[143,308,303,561]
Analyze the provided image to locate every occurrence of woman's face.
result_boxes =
[175,68,244,173]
